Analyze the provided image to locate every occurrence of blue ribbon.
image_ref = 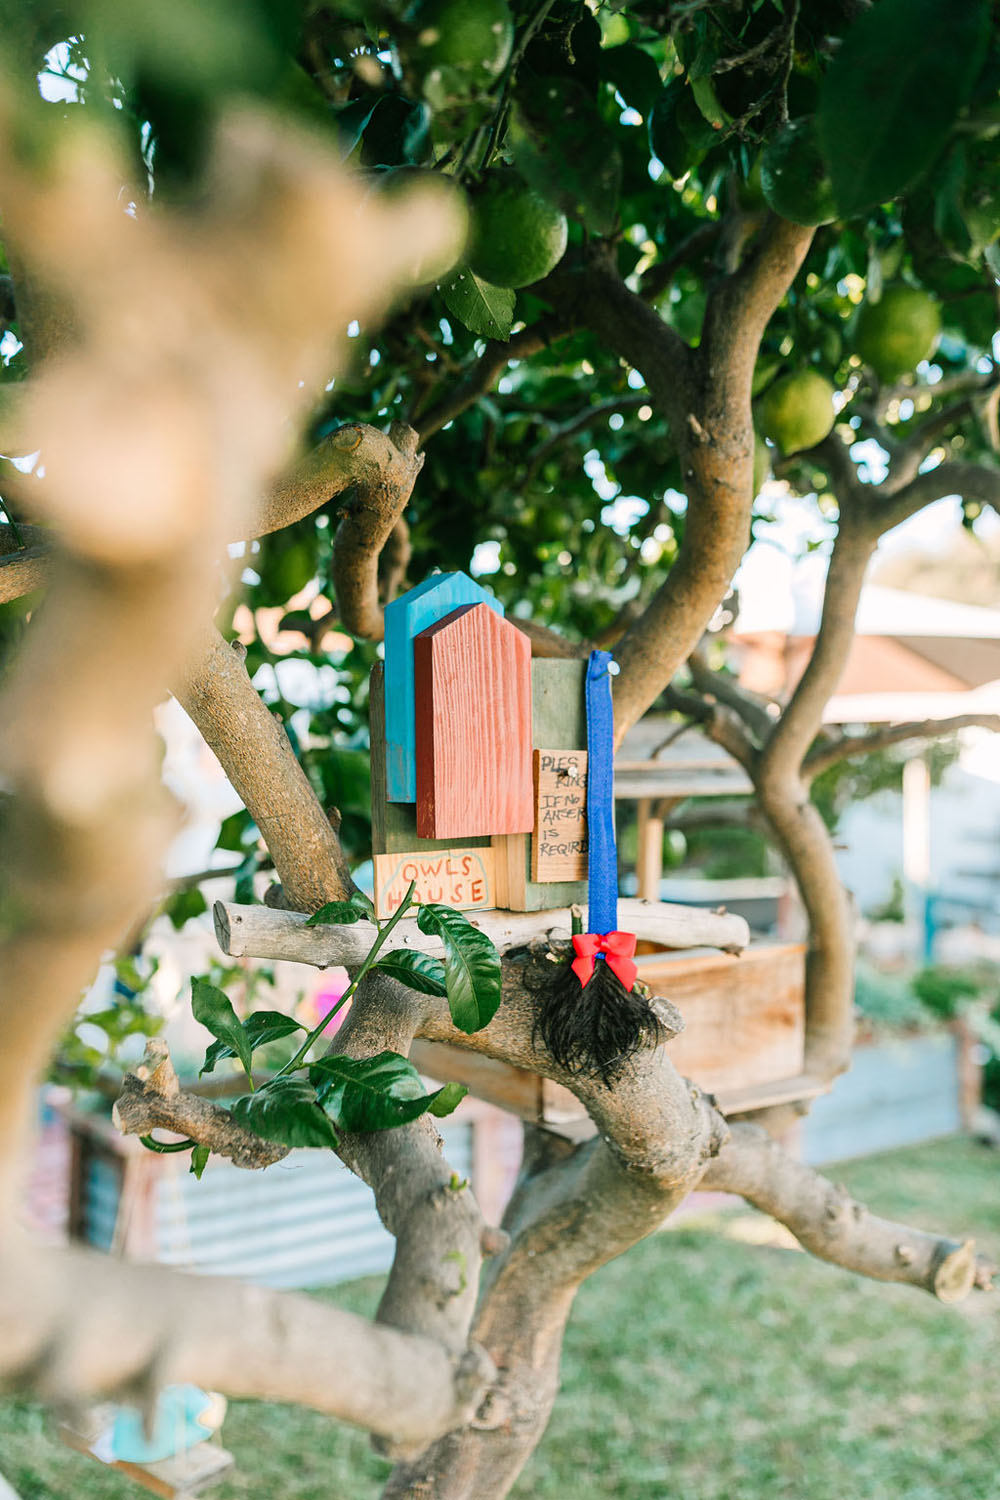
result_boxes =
[585,649,618,937]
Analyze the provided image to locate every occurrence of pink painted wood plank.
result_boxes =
[414,603,533,840]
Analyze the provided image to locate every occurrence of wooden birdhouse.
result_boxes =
[370,572,589,918]
[364,575,814,1120]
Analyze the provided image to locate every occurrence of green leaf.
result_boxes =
[440,269,515,342]
[305,900,363,926]
[163,886,207,931]
[200,1009,304,1075]
[818,0,990,216]
[349,889,378,921]
[601,44,662,120]
[334,96,379,158]
[372,950,448,996]
[231,1077,339,1150]
[217,810,256,852]
[689,74,730,133]
[415,905,502,1034]
[192,978,253,1078]
[311,1051,467,1132]
[427,1081,467,1118]
[190,1145,210,1180]
[510,76,622,235]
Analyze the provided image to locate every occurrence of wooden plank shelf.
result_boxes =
[410,1040,827,1142]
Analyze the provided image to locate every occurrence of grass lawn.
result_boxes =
[2,1137,998,1500]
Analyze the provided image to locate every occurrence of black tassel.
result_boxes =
[532,953,661,1086]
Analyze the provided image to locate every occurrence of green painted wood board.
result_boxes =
[493,657,589,911]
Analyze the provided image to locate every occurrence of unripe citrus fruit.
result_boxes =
[407,0,513,86]
[758,369,836,454]
[854,284,942,381]
[468,170,568,289]
[760,117,837,227]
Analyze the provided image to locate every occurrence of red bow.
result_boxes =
[571,931,638,990]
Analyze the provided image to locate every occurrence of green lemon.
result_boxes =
[407,0,513,87]
[468,170,568,289]
[758,369,836,455]
[760,117,837,227]
[854,284,942,381]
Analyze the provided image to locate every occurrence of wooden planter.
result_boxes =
[412,941,820,1140]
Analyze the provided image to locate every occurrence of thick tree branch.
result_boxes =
[328,420,424,638]
[0,100,467,1441]
[701,1122,995,1301]
[571,219,815,739]
[0,1234,492,1453]
[252,420,420,546]
[175,628,354,911]
[759,517,874,783]
[330,972,495,1360]
[0,538,50,602]
[804,713,1000,778]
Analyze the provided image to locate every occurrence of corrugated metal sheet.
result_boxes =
[802,1033,961,1165]
[143,1123,475,1289]
[82,1156,122,1253]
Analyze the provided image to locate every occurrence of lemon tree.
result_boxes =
[7,4,1000,1500]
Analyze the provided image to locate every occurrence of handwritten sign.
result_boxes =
[373,848,496,918]
[531,749,588,882]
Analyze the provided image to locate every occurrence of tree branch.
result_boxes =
[804,713,1000,778]
[877,458,1000,534]
[252,421,417,541]
[174,628,354,911]
[593,218,815,738]
[758,516,874,782]
[328,420,425,638]
[213,897,751,972]
[701,1122,995,1301]
[0,1234,492,1454]
[113,1040,289,1168]
[415,322,559,442]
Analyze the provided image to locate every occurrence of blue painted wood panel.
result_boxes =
[384,572,503,802]
[801,1033,961,1165]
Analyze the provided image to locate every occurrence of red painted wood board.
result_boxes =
[414,602,533,840]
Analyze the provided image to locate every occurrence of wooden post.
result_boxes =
[636,797,664,902]
[902,753,932,956]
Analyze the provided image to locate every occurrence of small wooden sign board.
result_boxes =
[532,749,588,881]
[373,848,496,918]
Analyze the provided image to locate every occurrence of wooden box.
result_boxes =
[412,942,815,1135]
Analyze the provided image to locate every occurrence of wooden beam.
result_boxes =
[636,798,664,902]
[213,897,751,968]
